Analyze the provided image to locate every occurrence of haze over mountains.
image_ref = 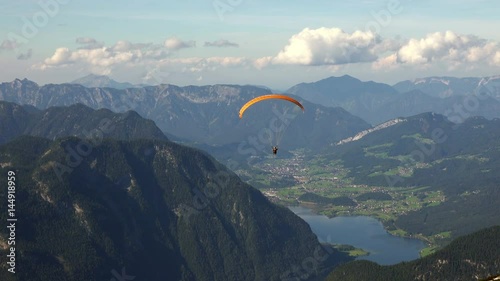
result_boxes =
[0,78,370,152]
[4,74,500,133]
[288,75,500,125]
[71,74,149,89]
[393,76,500,99]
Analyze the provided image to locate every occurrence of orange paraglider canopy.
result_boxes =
[239,94,304,118]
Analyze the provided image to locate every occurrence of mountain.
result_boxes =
[71,74,146,89]
[0,79,370,151]
[0,136,350,281]
[326,225,500,281]
[327,113,500,242]
[286,75,398,124]
[286,75,500,125]
[393,76,500,99]
[0,101,167,145]
[373,90,500,125]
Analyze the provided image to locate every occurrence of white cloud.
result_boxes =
[206,56,246,66]
[262,27,383,66]
[169,57,247,72]
[34,40,247,78]
[372,53,398,70]
[43,47,73,66]
[112,40,151,52]
[164,37,196,50]
[494,52,500,64]
[391,31,500,66]
[253,56,273,69]
[256,28,500,71]
[31,29,500,83]
[35,41,165,73]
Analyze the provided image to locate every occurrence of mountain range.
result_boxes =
[393,76,500,99]
[0,78,370,153]
[287,75,500,125]
[0,101,167,145]
[3,75,499,144]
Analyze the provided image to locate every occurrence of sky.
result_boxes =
[0,0,499,89]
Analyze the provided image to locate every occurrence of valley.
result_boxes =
[238,149,448,256]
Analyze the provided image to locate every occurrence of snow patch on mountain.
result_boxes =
[336,118,406,145]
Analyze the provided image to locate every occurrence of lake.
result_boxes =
[289,206,427,265]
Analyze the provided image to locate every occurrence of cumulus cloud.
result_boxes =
[32,29,500,79]
[374,31,500,69]
[43,47,73,66]
[166,57,247,72]
[111,41,169,60]
[372,53,398,70]
[75,37,104,49]
[204,39,239,48]
[255,28,500,71]
[253,56,273,69]
[206,56,246,66]
[495,52,500,65]
[261,27,383,66]
[34,40,169,74]
[34,39,247,77]
[398,31,483,64]
[164,37,196,50]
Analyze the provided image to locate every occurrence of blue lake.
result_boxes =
[289,206,427,265]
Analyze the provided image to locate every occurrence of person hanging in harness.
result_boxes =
[238,94,304,158]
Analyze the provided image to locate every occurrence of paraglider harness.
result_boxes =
[272,146,278,155]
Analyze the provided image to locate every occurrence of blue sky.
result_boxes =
[1,0,499,89]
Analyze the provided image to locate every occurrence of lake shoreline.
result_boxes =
[288,202,435,256]
[289,205,428,265]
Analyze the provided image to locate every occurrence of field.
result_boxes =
[238,149,448,252]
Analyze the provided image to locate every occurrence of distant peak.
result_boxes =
[313,75,361,85]
[326,74,357,80]
[12,78,38,86]
[72,74,111,82]
[340,74,356,79]
[14,78,29,82]
[70,74,137,89]
[84,74,108,78]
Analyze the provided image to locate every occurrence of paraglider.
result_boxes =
[239,94,304,155]
[238,94,304,119]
